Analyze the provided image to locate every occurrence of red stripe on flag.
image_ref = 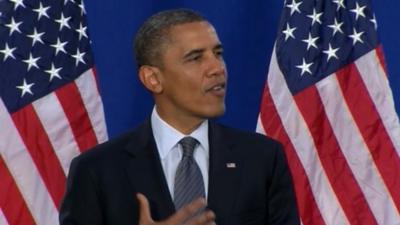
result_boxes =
[259,86,326,225]
[375,46,388,77]
[0,156,36,225]
[55,81,98,152]
[293,85,378,225]
[336,63,400,212]
[11,105,66,208]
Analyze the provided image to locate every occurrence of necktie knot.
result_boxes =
[179,136,198,157]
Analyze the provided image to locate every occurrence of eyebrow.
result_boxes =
[183,43,223,60]
[183,49,205,60]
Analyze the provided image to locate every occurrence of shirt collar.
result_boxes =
[151,107,209,159]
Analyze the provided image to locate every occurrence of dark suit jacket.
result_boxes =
[59,120,300,225]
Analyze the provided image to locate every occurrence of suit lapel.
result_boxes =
[123,120,175,220]
[207,123,243,218]
[121,120,243,220]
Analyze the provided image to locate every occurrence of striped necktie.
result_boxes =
[173,136,205,210]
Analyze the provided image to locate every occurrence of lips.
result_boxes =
[206,82,226,97]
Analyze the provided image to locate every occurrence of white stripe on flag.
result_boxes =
[316,74,400,224]
[354,50,400,154]
[256,115,266,134]
[32,93,81,175]
[0,100,59,225]
[0,209,9,225]
[75,69,108,144]
[267,48,349,225]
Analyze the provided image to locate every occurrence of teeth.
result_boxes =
[213,86,222,91]
[207,84,225,92]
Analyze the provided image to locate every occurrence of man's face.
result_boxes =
[156,21,227,121]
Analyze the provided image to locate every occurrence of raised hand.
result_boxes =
[137,193,216,225]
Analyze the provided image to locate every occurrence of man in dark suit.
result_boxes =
[59,9,300,225]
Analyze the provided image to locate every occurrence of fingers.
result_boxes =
[137,193,154,224]
[186,209,216,225]
[137,195,216,225]
[167,198,207,223]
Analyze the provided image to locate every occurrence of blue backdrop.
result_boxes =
[84,0,400,138]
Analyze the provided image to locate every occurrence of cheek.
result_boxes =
[175,74,205,95]
[162,67,206,101]
[165,78,202,103]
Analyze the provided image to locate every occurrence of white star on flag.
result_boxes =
[307,9,323,25]
[302,33,319,50]
[296,58,313,76]
[370,14,378,30]
[0,43,17,61]
[78,1,86,15]
[64,0,74,5]
[283,23,296,41]
[45,63,62,81]
[5,18,22,35]
[33,2,51,20]
[76,23,88,40]
[333,0,345,10]
[286,0,302,15]
[351,2,366,21]
[16,78,34,97]
[71,49,86,66]
[27,28,45,46]
[55,13,72,31]
[23,53,41,71]
[349,28,364,45]
[9,0,25,10]
[51,38,68,55]
[328,18,344,36]
[323,43,340,62]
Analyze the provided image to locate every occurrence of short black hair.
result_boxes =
[133,9,206,68]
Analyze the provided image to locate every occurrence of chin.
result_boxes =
[202,104,225,118]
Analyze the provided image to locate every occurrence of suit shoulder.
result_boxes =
[73,128,136,165]
[213,123,286,169]
[214,123,281,147]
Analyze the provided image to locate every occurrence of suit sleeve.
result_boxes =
[59,157,104,225]
[267,142,300,225]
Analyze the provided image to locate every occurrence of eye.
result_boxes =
[214,49,224,58]
[190,55,202,61]
[185,53,203,63]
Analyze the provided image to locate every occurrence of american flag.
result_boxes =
[0,0,107,224]
[257,0,400,224]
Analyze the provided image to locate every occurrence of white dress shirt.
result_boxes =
[151,108,209,200]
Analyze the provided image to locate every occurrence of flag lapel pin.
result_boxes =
[226,163,236,168]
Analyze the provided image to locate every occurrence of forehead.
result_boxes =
[165,22,221,51]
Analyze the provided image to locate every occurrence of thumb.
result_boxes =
[137,193,154,225]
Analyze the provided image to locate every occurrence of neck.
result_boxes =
[155,107,204,135]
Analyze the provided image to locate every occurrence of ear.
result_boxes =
[138,65,163,94]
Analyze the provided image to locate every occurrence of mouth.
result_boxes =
[205,82,226,97]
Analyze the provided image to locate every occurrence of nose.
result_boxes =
[205,54,226,78]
